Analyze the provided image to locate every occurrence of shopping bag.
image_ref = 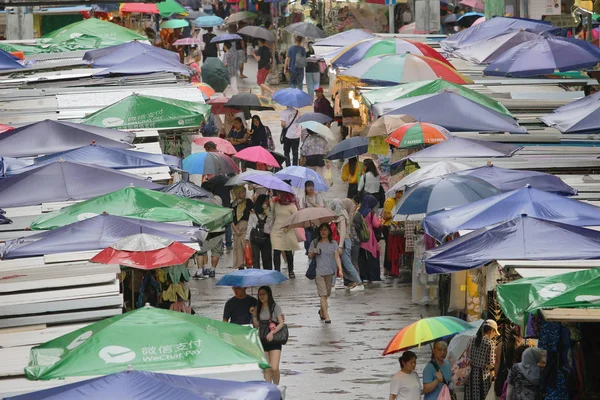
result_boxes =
[244,241,253,266]
[294,227,306,242]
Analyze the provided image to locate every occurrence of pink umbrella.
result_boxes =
[193,137,237,155]
[173,38,204,46]
[459,0,485,10]
[207,97,240,115]
[234,146,281,168]
[472,16,486,26]
[398,22,426,34]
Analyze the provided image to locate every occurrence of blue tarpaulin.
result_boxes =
[0,48,23,70]
[424,215,600,274]
[453,164,576,195]
[5,370,281,400]
[0,161,161,208]
[83,41,180,67]
[372,92,527,133]
[94,52,191,76]
[539,91,600,134]
[0,157,34,178]
[423,186,600,242]
[0,214,207,259]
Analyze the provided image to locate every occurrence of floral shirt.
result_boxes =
[300,134,328,157]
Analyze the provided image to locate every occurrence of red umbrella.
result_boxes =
[403,39,454,68]
[0,124,14,134]
[121,3,159,13]
[193,137,237,155]
[234,146,281,168]
[91,234,196,270]
[192,82,215,98]
[207,97,240,115]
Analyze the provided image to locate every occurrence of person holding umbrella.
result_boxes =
[231,186,254,269]
[358,194,382,283]
[300,129,329,177]
[253,38,274,96]
[223,41,239,95]
[280,106,302,166]
[422,340,452,400]
[271,191,301,278]
[246,194,274,269]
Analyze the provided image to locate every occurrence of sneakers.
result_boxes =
[203,268,215,278]
[209,269,216,278]
[350,284,365,292]
[192,270,204,280]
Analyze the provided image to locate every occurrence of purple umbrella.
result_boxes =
[297,112,333,124]
[243,174,294,194]
[210,34,243,43]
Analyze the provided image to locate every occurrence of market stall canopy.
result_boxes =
[453,164,576,195]
[364,114,417,137]
[423,215,600,274]
[7,370,281,400]
[314,28,374,47]
[0,123,14,134]
[29,187,232,231]
[42,17,147,44]
[373,92,526,133]
[156,180,214,200]
[80,94,210,130]
[452,29,542,64]
[539,91,600,134]
[0,120,134,158]
[0,161,161,208]
[497,268,600,326]
[0,157,33,178]
[396,137,522,163]
[83,41,180,68]
[441,16,557,52]
[386,161,471,195]
[423,186,600,241]
[331,38,452,68]
[484,35,600,77]
[0,214,207,260]
[338,54,471,86]
[24,307,269,380]
[93,52,192,76]
[361,79,512,117]
[121,0,187,17]
[0,49,24,70]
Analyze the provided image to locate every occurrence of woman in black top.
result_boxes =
[227,117,250,152]
[249,115,269,148]
[202,27,218,59]
[231,186,254,269]
[305,41,321,96]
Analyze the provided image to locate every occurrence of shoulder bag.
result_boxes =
[429,360,457,400]
[259,306,289,345]
[305,239,318,280]
[280,110,299,144]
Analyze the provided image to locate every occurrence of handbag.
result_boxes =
[305,239,318,280]
[280,110,298,144]
[244,241,253,266]
[259,321,289,345]
[294,227,306,242]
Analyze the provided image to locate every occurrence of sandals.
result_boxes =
[318,309,325,321]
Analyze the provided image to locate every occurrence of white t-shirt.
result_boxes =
[358,171,381,194]
[390,370,421,400]
[281,107,302,140]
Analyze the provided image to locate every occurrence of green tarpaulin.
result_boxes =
[30,187,232,231]
[25,307,269,380]
[81,94,210,130]
[497,269,600,326]
[361,79,512,117]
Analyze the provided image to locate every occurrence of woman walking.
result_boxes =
[466,320,499,400]
[329,199,364,292]
[342,198,361,274]
[231,186,254,270]
[389,351,422,400]
[301,180,325,254]
[506,347,544,400]
[252,286,285,385]
[341,157,362,199]
[308,223,343,323]
[271,191,301,278]
[357,158,381,204]
[358,195,382,283]
[246,194,274,269]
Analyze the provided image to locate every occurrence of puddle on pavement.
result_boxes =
[315,366,345,374]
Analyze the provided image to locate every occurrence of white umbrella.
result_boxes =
[386,161,471,196]
[448,319,483,365]
[298,121,337,143]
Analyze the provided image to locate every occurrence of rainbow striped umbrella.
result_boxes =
[338,54,472,86]
[382,316,474,355]
[332,38,454,68]
[385,122,452,148]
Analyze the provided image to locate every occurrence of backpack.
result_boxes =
[250,214,270,245]
[294,47,307,70]
[353,212,370,243]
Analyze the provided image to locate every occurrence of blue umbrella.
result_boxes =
[422,186,600,242]
[193,15,224,27]
[182,152,239,175]
[276,166,329,192]
[394,175,500,217]
[458,12,484,21]
[484,36,600,77]
[272,88,313,108]
[243,173,294,194]
[297,112,333,124]
[216,269,288,287]
[325,136,368,160]
[210,34,243,43]
[453,164,576,195]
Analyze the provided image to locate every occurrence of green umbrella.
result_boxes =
[25,307,269,380]
[43,18,146,42]
[30,187,232,231]
[160,19,190,30]
[361,79,512,117]
[157,0,188,17]
[201,57,230,93]
[497,268,600,327]
[81,94,210,130]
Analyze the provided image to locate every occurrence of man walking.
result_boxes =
[285,36,306,91]
[280,106,301,166]
[253,38,274,96]
[223,286,257,325]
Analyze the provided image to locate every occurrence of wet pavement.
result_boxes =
[188,56,436,399]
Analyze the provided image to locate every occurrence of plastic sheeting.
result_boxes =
[0,214,207,259]
[314,29,374,47]
[453,165,576,195]
[387,161,471,195]
[0,48,24,70]
[0,120,134,158]
[7,371,281,400]
[0,161,161,208]
[83,41,180,67]
[452,29,542,64]
[157,180,214,199]
[539,91,600,134]
[0,157,33,177]
[423,186,600,241]
[372,92,527,133]
[424,215,600,274]
[93,52,192,76]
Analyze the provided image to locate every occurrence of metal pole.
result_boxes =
[388,4,394,34]
[425,0,430,34]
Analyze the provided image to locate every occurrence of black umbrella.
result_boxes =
[238,26,276,42]
[201,57,230,93]
[297,112,333,124]
[156,180,214,200]
[225,93,275,111]
[325,136,368,160]
[285,22,326,39]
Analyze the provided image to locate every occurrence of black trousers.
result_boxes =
[251,240,273,270]
[283,137,300,167]
[273,249,294,272]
